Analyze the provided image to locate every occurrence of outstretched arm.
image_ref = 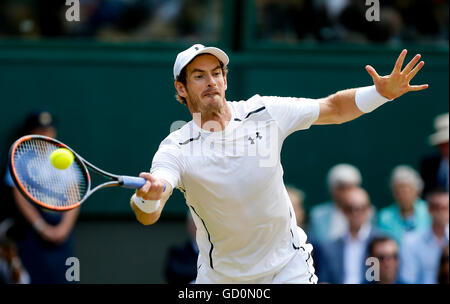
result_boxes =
[314,49,428,125]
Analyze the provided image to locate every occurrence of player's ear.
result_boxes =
[175,81,187,98]
[223,74,228,91]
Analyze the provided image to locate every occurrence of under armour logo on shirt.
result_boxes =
[248,132,262,144]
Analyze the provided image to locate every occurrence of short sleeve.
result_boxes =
[259,96,320,138]
[150,136,182,190]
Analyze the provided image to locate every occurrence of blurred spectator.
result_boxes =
[336,0,402,43]
[399,188,449,284]
[308,163,362,246]
[0,0,223,42]
[2,111,80,284]
[0,0,39,37]
[286,184,306,228]
[316,187,379,284]
[1,0,447,45]
[420,113,449,198]
[366,236,405,284]
[389,0,449,44]
[0,219,30,284]
[438,244,449,284]
[255,0,448,45]
[164,211,198,284]
[86,0,222,41]
[377,165,431,245]
[256,0,330,42]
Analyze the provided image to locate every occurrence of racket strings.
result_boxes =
[13,139,88,208]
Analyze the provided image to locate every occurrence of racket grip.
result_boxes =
[120,176,147,189]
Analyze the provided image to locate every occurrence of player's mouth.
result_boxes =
[203,89,220,98]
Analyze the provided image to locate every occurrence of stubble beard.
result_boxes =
[187,89,226,117]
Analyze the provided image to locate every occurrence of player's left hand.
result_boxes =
[365,49,428,100]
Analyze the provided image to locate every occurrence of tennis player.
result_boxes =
[130,44,428,284]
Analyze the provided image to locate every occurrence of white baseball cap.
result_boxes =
[173,44,229,80]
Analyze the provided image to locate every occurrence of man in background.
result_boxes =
[316,187,379,284]
[367,236,404,284]
[400,188,449,284]
[308,163,362,245]
[420,112,449,197]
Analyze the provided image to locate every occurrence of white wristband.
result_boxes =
[355,85,392,113]
[133,195,161,214]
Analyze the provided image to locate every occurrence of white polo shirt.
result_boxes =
[151,94,320,280]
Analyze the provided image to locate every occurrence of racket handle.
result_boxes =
[120,176,147,189]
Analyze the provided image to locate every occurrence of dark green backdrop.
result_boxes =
[1,41,448,219]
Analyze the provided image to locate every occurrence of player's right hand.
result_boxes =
[136,172,165,201]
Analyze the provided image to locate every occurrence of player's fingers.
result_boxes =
[137,180,152,195]
[365,65,380,81]
[139,172,151,179]
[139,172,158,183]
[392,49,407,74]
[407,61,425,81]
[148,178,162,191]
[140,173,159,188]
[402,54,421,75]
[408,84,429,91]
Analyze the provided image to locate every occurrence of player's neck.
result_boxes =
[192,102,231,132]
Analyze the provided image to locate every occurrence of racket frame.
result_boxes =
[9,135,131,211]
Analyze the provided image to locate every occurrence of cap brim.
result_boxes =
[196,47,229,66]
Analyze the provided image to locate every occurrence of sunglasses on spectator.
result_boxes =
[429,204,449,211]
[375,253,398,261]
[343,204,369,213]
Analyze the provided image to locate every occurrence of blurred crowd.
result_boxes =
[0,0,448,45]
[256,0,449,45]
[0,0,222,42]
[298,111,448,284]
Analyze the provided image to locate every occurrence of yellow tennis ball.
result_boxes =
[50,148,74,170]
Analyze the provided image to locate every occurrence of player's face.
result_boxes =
[180,54,227,113]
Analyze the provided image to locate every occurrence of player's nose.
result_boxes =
[206,74,217,87]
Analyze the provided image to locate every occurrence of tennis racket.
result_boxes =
[9,135,146,211]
